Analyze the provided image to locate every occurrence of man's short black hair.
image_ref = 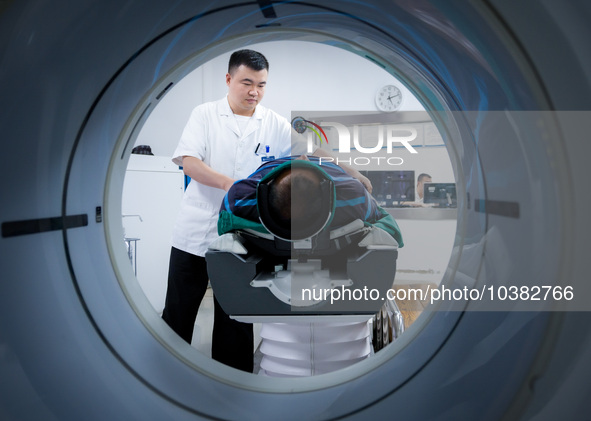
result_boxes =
[417,173,432,182]
[268,168,323,233]
[228,49,269,74]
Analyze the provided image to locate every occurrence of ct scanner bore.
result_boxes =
[1,1,590,420]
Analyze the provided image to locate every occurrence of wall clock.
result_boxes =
[375,84,403,112]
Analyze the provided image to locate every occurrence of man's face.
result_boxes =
[226,64,267,116]
[417,177,432,199]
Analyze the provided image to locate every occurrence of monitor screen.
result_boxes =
[360,170,415,207]
[423,182,457,207]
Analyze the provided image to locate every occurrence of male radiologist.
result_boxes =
[162,49,371,372]
[162,49,294,372]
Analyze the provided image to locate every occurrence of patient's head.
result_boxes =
[268,165,324,233]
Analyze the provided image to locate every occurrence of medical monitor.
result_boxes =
[423,182,457,207]
[360,170,415,207]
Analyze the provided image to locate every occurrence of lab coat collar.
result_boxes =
[219,96,263,138]
[218,95,264,119]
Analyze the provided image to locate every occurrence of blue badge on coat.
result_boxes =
[261,155,276,162]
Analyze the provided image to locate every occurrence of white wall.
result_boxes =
[122,155,184,313]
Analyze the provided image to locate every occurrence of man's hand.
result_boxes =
[354,171,373,193]
[341,166,373,193]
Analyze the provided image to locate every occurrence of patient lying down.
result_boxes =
[215,155,403,376]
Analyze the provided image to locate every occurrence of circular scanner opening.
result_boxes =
[109,35,460,390]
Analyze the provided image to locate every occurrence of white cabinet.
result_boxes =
[122,155,184,313]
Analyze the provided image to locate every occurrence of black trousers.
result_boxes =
[161,247,254,372]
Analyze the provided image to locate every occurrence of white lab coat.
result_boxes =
[171,96,296,256]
